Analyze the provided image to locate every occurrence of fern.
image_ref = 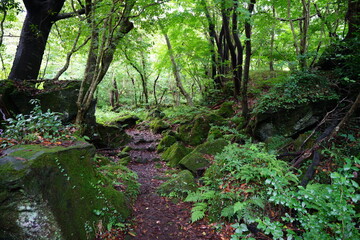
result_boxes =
[191,202,207,222]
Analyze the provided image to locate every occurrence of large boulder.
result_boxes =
[252,102,336,141]
[0,142,131,240]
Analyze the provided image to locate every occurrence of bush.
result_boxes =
[1,99,74,146]
[185,143,297,223]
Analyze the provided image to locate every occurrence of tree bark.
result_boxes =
[161,29,193,106]
[242,0,256,122]
[75,0,135,126]
[345,0,360,39]
[8,0,66,80]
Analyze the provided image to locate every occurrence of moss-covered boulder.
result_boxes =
[217,101,235,118]
[194,138,228,155]
[177,114,225,146]
[179,139,228,175]
[150,119,170,133]
[114,115,139,128]
[0,142,131,240]
[178,151,209,175]
[161,142,192,167]
[157,135,177,153]
[157,170,197,197]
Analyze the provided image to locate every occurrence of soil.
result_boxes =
[96,126,231,240]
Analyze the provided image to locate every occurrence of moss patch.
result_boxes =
[0,142,132,240]
[161,142,192,167]
[216,101,235,118]
[157,170,197,198]
[179,151,209,174]
[177,114,225,146]
[194,139,228,155]
[149,119,170,133]
[157,135,177,153]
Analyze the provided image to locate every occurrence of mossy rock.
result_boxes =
[150,119,170,134]
[177,114,225,146]
[217,101,235,118]
[157,170,197,197]
[207,126,223,141]
[157,135,177,153]
[161,142,192,167]
[194,138,228,155]
[179,151,209,175]
[114,115,139,128]
[92,123,131,149]
[0,142,131,240]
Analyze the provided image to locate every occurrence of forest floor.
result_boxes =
[97,125,232,240]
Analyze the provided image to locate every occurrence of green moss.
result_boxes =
[0,142,132,240]
[149,119,170,133]
[157,170,197,198]
[216,101,235,118]
[161,142,192,167]
[177,114,225,146]
[179,151,209,174]
[157,135,177,153]
[122,146,132,153]
[194,139,228,155]
[119,156,132,166]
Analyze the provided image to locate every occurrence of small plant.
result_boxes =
[1,99,75,146]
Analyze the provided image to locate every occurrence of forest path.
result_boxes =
[123,127,224,240]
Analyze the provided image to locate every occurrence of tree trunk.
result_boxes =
[345,0,360,39]
[269,5,275,71]
[221,3,241,98]
[299,0,310,70]
[75,0,135,126]
[8,0,66,80]
[161,29,193,106]
[201,0,220,87]
[242,0,256,122]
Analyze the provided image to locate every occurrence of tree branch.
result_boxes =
[55,8,86,21]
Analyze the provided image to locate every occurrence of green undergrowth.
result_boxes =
[253,71,339,114]
[180,142,360,239]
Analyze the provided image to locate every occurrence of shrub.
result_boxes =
[1,99,74,146]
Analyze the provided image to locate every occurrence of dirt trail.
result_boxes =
[124,127,225,240]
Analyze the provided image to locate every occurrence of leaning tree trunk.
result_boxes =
[8,0,66,80]
[162,30,193,106]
